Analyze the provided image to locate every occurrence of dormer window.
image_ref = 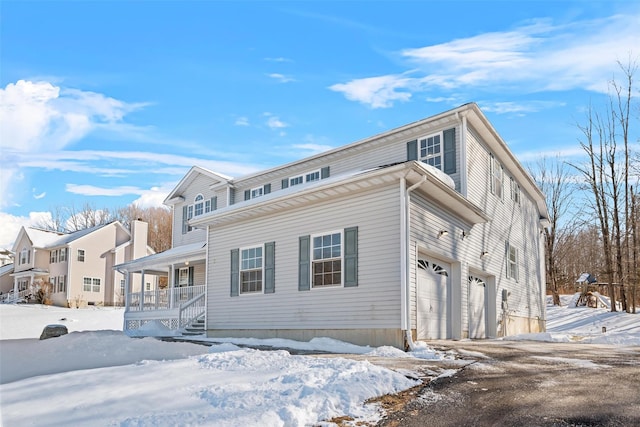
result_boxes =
[420,133,442,170]
[305,170,321,182]
[251,187,264,199]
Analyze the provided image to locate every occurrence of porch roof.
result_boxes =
[113,242,206,273]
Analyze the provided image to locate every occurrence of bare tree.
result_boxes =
[530,157,577,305]
[35,202,114,233]
[572,58,638,312]
[115,204,172,253]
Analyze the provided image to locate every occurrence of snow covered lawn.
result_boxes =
[1,295,638,427]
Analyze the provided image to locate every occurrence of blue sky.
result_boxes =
[1,1,638,248]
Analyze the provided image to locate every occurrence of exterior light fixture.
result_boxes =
[438,230,448,238]
[480,251,489,259]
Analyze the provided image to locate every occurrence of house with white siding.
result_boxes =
[117,103,549,349]
[3,220,152,307]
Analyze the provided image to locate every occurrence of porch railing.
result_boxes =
[0,289,31,304]
[127,285,205,312]
[124,285,206,336]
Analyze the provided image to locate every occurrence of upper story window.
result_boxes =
[251,187,264,199]
[490,154,503,199]
[194,194,204,216]
[510,177,520,204]
[240,246,263,294]
[305,170,320,182]
[290,175,304,186]
[59,248,67,262]
[183,195,218,234]
[282,167,330,190]
[19,248,30,265]
[50,250,58,264]
[420,133,442,170]
[77,249,85,262]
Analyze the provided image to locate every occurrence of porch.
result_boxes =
[114,241,208,336]
[124,284,206,335]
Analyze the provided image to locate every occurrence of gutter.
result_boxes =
[400,173,427,351]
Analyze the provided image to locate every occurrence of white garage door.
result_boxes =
[468,275,487,339]
[417,258,450,340]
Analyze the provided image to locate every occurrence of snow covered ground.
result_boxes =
[0,294,638,426]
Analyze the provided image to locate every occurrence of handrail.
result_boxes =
[178,291,206,329]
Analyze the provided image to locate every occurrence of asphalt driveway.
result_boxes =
[371,340,640,427]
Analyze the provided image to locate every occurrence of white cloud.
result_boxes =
[32,189,46,200]
[329,74,414,108]
[0,80,147,153]
[292,143,333,155]
[264,57,293,63]
[479,100,566,115]
[0,80,149,208]
[131,186,173,209]
[235,116,250,126]
[267,73,295,83]
[330,13,640,108]
[267,116,288,130]
[65,184,149,197]
[0,211,52,249]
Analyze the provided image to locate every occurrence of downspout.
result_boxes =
[401,172,427,351]
[459,112,469,197]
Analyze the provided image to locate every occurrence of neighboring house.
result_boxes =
[4,220,153,307]
[117,103,549,349]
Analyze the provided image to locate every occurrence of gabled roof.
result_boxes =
[12,222,128,252]
[164,166,233,205]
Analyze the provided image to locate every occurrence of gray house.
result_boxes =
[117,103,549,349]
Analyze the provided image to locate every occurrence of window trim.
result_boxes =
[490,154,504,200]
[419,132,443,170]
[510,177,521,204]
[506,242,519,282]
[239,244,264,295]
[83,276,101,292]
[310,229,343,289]
[194,194,204,217]
[250,187,264,199]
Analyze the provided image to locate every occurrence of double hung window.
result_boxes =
[420,134,442,170]
[490,154,503,199]
[240,246,263,293]
[312,232,342,287]
[77,249,85,262]
[506,242,519,281]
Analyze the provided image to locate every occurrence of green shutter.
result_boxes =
[188,266,194,286]
[443,128,456,174]
[211,196,217,211]
[182,206,188,234]
[407,139,418,161]
[264,241,275,294]
[230,249,239,297]
[244,190,251,201]
[281,178,289,189]
[264,183,271,195]
[321,166,330,179]
[298,235,310,291]
[229,189,235,205]
[344,227,358,287]
[174,268,179,286]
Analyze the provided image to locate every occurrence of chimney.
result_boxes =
[130,219,149,260]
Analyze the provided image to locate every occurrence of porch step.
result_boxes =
[181,317,205,336]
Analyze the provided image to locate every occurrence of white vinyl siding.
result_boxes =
[172,174,213,247]
[207,183,401,330]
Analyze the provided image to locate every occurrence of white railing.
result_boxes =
[179,292,206,328]
[127,285,205,312]
[0,289,31,304]
[124,285,206,336]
